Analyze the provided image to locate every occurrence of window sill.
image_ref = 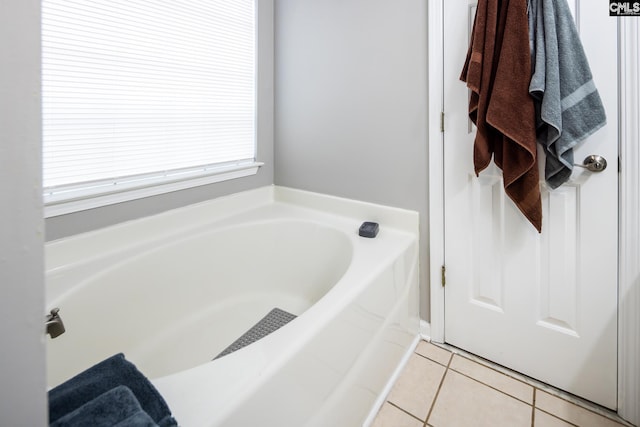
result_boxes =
[44,161,263,218]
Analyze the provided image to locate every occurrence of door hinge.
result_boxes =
[441,265,446,287]
[440,112,445,133]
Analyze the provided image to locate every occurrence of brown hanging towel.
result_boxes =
[460,0,542,232]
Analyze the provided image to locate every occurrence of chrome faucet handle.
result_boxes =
[46,307,65,339]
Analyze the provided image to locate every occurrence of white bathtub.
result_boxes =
[45,186,420,426]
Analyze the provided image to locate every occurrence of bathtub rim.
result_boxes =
[46,185,419,303]
[46,185,418,267]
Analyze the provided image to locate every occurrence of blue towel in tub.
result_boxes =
[48,353,177,427]
[50,386,157,427]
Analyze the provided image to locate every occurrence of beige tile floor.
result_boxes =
[371,340,634,427]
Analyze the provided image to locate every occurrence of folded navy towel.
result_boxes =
[51,385,158,427]
[48,354,177,427]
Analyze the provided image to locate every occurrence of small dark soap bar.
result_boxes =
[359,221,379,238]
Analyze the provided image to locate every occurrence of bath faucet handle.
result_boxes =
[46,307,66,339]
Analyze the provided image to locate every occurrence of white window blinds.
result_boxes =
[42,0,256,198]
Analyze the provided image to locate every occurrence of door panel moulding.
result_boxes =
[427,3,639,424]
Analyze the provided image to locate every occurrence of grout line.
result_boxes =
[434,342,532,388]
[413,343,453,368]
[534,406,580,427]
[535,390,632,427]
[447,362,534,407]
[413,351,451,368]
[423,348,454,426]
[531,388,536,427]
[534,387,631,426]
[386,401,424,424]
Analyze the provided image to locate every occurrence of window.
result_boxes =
[42,0,260,216]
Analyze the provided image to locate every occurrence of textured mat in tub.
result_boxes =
[214,308,297,359]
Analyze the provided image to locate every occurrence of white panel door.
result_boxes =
[443,0,618,409]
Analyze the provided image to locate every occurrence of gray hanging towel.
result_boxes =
[528,0,606,189]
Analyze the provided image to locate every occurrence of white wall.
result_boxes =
[274,0,430,317]
[0,0,48,425]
